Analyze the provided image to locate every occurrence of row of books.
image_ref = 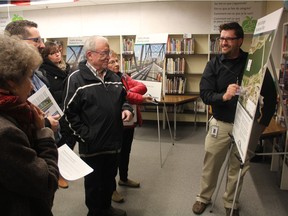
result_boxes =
[280,64,288,91]
[166,37,194,54]
[123,38,134,54]
[276,95,288,128]
[165,76,186,94]
[282,31,288,53]
[210,38,221,54]
[165,57,185,74]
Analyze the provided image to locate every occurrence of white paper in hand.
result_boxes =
[57,144,93,181]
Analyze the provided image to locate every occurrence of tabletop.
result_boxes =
[159,95,199,105]
[261,118,286,138]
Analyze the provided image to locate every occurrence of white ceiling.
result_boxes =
[0,0,185,12]
[0,0,275,13]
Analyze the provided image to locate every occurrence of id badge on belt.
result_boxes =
[211,125,219,138]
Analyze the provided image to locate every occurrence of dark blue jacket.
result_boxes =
[62,60,132,157]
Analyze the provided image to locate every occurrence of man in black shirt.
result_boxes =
[192,22,277,216]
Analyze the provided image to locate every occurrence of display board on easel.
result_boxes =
[66,37,87,71]
[131,33,168,101]
[232,8,283,162]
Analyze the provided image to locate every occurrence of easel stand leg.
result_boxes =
[230,157,244,216]
[210,138,235,213]
[157,105,162,166]
[163,102,174,145]
[157,102,174,168]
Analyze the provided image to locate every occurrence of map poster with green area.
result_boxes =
[232,8,283,162]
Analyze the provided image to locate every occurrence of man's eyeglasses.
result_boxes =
[90,50,110,57]
[218,37,239,42]
[24,37,43,43]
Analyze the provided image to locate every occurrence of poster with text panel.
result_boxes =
[232,7,283,162]
[132,33,168,101]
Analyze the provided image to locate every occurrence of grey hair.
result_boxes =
[0,34,42,89]
[83,35,109,54]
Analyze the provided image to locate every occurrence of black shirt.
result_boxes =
[200,50,248,123]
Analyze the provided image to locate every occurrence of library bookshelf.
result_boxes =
[275,22,288,190]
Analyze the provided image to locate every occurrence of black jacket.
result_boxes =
[62,61,132,157]
[200,50,277,126]
[39,59,70,108]
[200,50,248,123]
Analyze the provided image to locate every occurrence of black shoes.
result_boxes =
[118,179,140,188]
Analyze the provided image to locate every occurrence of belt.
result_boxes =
[80,148,121,158]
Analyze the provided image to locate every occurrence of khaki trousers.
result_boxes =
[196,118,250,209]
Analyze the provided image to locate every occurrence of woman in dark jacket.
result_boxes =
[40,41,75,188]
[40,41,71,107]
[0,35,59,216]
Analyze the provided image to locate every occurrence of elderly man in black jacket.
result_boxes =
[63,35,133,216]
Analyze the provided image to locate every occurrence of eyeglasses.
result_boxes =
[108,59,119,65]
[90,50,110,57]
[218,37,239,42]
[23,37,43,43]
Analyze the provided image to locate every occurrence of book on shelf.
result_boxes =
[166,37,194,54]
[210,37,221,54]
[165,57,185,74]
[279,65,288,91]
[165,76,186,94]
[283,25,288,53]
[123,37,135,54]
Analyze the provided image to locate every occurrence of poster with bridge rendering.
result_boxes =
[131,33,168,101]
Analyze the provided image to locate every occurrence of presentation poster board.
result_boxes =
[232,8,283,162]
[66,37,86,71]
[132,33,168,101]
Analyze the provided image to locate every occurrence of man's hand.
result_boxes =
[223,84,240,101]
[122,110,133,122]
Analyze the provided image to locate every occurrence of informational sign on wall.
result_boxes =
[232,8,283,162]
[0,11,23,31]
[211,1,264,33]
